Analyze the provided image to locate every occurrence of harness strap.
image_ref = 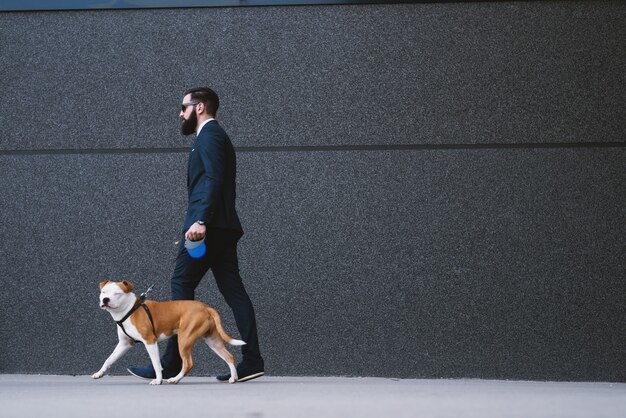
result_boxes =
[116,299,158,344]
[117,320,139,344]
[140,303,158,339]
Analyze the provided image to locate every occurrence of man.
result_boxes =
[128,87,264,382]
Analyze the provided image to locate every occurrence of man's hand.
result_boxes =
[186,222,206,241]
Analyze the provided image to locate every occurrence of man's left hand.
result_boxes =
[186,222,206,241]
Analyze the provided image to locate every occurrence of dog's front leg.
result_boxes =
[144,343,163,385]
[92,332,133,379]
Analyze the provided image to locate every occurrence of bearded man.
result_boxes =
[128,87,264,383]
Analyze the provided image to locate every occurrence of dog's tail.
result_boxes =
[207,307,246,346]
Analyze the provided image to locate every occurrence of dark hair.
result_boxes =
[185,87,220,116]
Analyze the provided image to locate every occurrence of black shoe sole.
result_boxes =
[127,368,179,381]
[217,371,264,383]
[127,368,154,381]
[239,371,265,382]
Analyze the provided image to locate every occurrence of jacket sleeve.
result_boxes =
[188,132,225,225]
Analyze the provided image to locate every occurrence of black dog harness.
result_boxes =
[115,284,157,344]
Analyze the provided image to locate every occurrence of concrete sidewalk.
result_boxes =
[0,375,624,418]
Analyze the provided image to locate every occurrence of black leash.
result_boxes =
[115,283,157,344]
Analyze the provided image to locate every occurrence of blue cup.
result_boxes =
[184,237,206,258]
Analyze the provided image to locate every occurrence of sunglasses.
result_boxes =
[181,101,199,112]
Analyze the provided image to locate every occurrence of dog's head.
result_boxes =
[98,280,135,311]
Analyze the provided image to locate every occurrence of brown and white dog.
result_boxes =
[92,280,244,385]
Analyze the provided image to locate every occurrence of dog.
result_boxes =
[92,280,244,385]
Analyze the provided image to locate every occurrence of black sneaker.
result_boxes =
[127,365,179,380]
[216,362,264,383]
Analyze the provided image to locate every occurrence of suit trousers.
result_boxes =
[161,228,263,371]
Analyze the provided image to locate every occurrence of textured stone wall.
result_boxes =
[0,2,624,381]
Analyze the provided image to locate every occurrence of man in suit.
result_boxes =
[129,87,264,382]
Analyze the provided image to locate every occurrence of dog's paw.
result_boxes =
[167,377,181,384]
[92,371,105,379]
[229,377,237,384]
[149,379,163,385]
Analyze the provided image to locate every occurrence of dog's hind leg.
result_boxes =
[167,335,196,384]
[204,336,238,383]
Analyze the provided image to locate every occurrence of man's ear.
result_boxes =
[119,281,135,293]
[196,101,205,115]
[99,280,111,290]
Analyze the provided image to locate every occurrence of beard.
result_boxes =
[180,110,197,136]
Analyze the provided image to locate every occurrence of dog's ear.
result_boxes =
[99,280,111,290]
[119,280,135,293]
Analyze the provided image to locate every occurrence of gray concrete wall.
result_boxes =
[0,2,624,381]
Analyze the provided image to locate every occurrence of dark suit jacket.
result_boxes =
[183,120,243,237]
